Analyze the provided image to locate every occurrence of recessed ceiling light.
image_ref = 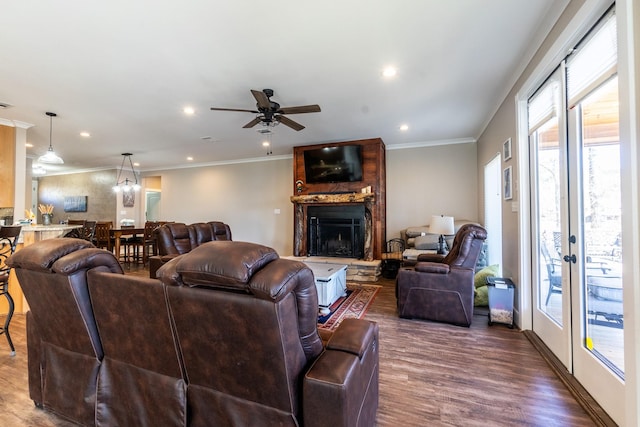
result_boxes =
[133,162,140,167]
[25,142,33,148]
[399,124,409,131]
[80,132,91,137]
[187,156,194,161]
[262,141,270,147]
[183,106,195,115]
[382,66,397,78]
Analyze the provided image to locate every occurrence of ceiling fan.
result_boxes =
[210,89,321,131]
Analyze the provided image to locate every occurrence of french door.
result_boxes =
[529,9,624,422]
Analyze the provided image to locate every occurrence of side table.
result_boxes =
[305,262,348,315]
[486,277,515,328]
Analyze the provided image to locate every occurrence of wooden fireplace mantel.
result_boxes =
[290,193,375,205]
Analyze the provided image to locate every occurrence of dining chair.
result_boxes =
[0,225,22,355]
[64,219,86,239]
[94,221,114,252]
[541,242,562,305]
[142,221,160,265]
[83,220,97,242]
[120,225,143,264]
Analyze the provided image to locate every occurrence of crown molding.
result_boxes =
[386,137,476,151]
[0,117,34,129]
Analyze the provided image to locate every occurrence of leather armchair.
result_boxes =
[396,224,487,327]
[157,241,379,426]
[149,221,232,278]
[6,238,123,426]
[155,222,195,256]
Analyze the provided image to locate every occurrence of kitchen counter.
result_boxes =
[19,224,80,245]
[3,224,82,315]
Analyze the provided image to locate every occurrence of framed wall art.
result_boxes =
[503,166,513,200]
[64,196,88,212]
[123,191,135,208]
[503,138,512,161]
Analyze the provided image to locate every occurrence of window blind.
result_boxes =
[528,79,560,134]
[567,12,617,108]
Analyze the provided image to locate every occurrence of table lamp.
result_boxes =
[429,215,454,254]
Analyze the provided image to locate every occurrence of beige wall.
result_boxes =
[35,142,478,254]
[144,143,478,256]
[149,158,296,255]
[386,143,479,241]
[37,170,117,224]
[476,0,591,287]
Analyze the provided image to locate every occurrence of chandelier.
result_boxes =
[112,153,141,193]
[37,112,64,164]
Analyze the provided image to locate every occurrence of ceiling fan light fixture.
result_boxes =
[38,112,64,164]
[210,89,319,132]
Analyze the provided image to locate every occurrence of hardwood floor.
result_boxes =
[0,266,601,426]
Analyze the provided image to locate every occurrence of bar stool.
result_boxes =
[0,225,21,356]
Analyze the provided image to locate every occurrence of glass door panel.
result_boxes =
[578,77,623,376]
[535,118,563,325]
[530,71,570,368]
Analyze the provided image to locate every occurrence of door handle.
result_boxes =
[563,254,576,263]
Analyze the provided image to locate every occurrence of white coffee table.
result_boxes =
[305,262,348,315]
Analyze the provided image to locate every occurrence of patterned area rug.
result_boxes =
[318,284,381,331]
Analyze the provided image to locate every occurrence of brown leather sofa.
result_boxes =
[8,238,379,426]
[396,224,488,327]
[7,238,123,426]
[149,221,232,278]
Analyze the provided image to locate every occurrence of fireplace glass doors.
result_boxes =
[308,205,365,259]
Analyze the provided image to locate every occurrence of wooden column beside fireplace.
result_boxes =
[290,138,386,261]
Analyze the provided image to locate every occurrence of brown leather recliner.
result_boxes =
[88,270,187,426]
[396,223,488,327]
[6,238,123,426]
[157,241,379,426]
[156,222,195,256]
[149,221,232,278]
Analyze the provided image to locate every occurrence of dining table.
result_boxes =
[109,227,144,262]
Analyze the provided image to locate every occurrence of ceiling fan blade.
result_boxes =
[210,107,259,113]
[277,115,305,131]
[242,117,263,128]
[278,104,321,115]
[251,90,271,109]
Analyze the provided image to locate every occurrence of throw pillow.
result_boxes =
[405,226,430,238]
[413,234,439,250]
[474,264,499,288]
[474,285,489,306]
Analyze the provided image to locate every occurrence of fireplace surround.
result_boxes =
[290,193,375,261]
[292,138,386,260]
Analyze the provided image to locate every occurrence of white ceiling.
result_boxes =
[0,1,567,175]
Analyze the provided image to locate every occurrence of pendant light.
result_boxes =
[37,112,64,164]
[113,153,141,193]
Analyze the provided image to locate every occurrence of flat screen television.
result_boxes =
[304,145,363,183]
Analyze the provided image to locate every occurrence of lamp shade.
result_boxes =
[429,215,454,236]
[38,112,64,164]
